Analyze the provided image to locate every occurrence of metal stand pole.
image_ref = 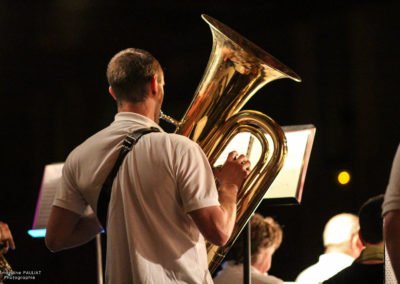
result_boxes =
[243,222,251,284]
[96,234,104,284]
[243,134,254,284]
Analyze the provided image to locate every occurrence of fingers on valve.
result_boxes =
[227,151,238,160]
[235,154,247,163]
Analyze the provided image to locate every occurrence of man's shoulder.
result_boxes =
[153,132,198,147]
[322,265,353,283]
[252,273,283,284]
[323,262,383,283]
[295,262,321,283]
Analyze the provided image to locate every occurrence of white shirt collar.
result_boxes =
[114,112,164,132]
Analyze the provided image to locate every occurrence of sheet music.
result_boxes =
[213,125,316,205]
[264,127,313,201]
[32,163,64,229]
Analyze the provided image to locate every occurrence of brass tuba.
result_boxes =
[160,14,301,273]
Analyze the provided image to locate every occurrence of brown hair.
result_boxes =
[106,48,162,104]
[231,213,283,263]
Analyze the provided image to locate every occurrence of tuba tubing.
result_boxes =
[161,14,301,274]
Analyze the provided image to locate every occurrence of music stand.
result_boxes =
[263,124,316,204]
[29,163,104,284]
[214,124,316,284]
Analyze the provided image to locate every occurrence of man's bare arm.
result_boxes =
[190,183,238,246]
[0,221,15,253]
[190,151,250,246]
[45,206,102,252]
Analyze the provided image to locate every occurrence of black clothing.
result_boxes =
[323,262,383,284]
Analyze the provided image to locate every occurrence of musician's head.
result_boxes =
[323,213,363,258]
[358,194,384,245]
[232,213,283,273]
[106,48,164,120]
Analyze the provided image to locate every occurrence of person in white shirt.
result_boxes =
[214,213,284,284]
[45,48,251,283]
[295,213,363,284]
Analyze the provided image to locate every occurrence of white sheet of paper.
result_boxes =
[213,124,315,204]
[32,163,64,229]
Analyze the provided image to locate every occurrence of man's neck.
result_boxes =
[117,100,157,122]
[356,242,384,264]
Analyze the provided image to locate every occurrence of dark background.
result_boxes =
[1,1,399,283]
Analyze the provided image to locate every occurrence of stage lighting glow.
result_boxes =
[28,229,46,238]
[338,171,351,185]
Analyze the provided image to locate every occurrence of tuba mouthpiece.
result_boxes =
[159,110,181,127]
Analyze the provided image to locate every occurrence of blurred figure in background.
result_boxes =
[296,213,363,284]
[382,144,400,282]
[324,195,384,283]
[214,213,284,284]
[0,221,15,281]
[0,221,15,254]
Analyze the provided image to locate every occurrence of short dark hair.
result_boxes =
[358,194,384,244]
[106,48,162,103]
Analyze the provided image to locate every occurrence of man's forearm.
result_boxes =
[66,214,102,249]
[46,206,102,252]
[384,210,400,282]
[217,184,238,241]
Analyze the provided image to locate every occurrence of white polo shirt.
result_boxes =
[54,112,220,283]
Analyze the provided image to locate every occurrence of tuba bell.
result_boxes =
[160,14,301,274]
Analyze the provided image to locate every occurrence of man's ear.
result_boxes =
[150,74,158,96]
[108,86,117,101]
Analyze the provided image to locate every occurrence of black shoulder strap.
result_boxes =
[97,126,160,231]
